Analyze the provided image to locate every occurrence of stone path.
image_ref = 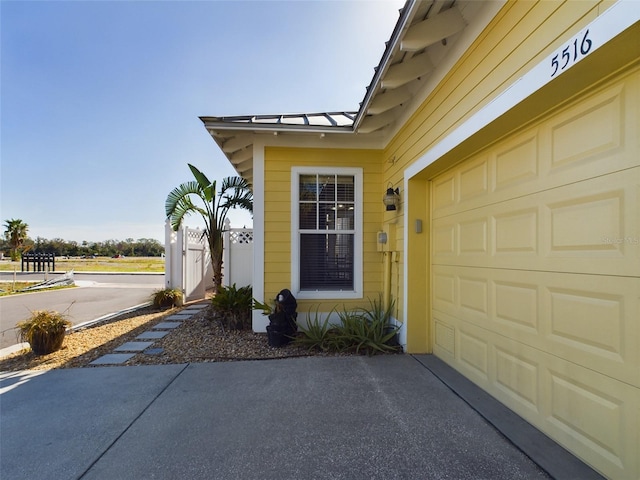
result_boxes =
[89,303,208,365]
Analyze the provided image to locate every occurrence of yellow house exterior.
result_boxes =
[202,1,639,478]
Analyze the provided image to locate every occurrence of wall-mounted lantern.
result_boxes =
[383,187,400,211]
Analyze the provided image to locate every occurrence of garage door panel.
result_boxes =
[544,365,639,478]
[433,313,457,360]
[459,327,490,380]
[494,345,540,414]
[547,286,625,362]
[494,279,539,331]
[433,316,637,479]
[494,207,538,254]
[546,82,624,171]
[459,275,489,317]
[430,67,639,479]
[494,131,539,191]
[459,217,488,254]
[432,265,639,386]
[459,154,490,200]
[432,72,639,221]
[432,167,639,276]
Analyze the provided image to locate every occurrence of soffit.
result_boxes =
[201,0,491,186]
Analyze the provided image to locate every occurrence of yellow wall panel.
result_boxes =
[263,146,384,312]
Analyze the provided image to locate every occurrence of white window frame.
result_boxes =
[291,166,363,300]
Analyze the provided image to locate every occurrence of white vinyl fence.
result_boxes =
[222,219,253,288]
[164,219,253,301]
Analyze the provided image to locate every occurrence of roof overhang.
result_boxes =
[201,0,504,185]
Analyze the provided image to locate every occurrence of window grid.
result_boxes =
[296,172,357,293]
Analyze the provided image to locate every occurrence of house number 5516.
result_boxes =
[551,29,593,77]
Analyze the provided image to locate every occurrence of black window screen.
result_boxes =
[298,174,355,290]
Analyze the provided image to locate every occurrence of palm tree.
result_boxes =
[3,218,29,261]
[165,164,253,293]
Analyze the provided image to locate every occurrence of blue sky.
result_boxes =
[1,0,403,243]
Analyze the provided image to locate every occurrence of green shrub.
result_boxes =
[211,284,253,330]
[294,297,402,356]
[17,310,72,355]
[294,306,337,351]
[151,288,183,309]
[340,296,401,355]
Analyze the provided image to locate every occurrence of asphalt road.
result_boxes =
[0,273,164,351]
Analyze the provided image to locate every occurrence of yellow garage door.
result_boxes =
[430,67,639,479]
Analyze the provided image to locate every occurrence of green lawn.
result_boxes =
[0,281,76,296]
[0,256,165,273]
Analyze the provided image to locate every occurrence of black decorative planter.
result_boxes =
[29,328,66,355]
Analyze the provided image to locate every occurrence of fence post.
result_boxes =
[176,226,185,293]
[223,218,231,287]
[164,220,173,289]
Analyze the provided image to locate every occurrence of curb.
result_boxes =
[0,302,153,360]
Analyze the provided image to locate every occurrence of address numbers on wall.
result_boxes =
[551,29,593,78]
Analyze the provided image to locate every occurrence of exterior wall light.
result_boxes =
[383,187,400,211]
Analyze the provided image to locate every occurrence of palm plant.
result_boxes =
[3,218,29,261]
[165,164,252,293]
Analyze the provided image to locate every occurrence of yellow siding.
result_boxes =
[386,0,602,171]
[263,147,384,313]
[382,0,611,346]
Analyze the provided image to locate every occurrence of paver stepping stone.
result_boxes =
[153,322,182,330]
[165,313,193,320]
[144,348,164,355]
[90,353,135,365]
[136,331,169,340]
[114,342,154,352]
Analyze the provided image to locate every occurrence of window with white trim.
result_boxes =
[292,167,362,299]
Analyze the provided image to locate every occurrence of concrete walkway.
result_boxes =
[0,354,603,480]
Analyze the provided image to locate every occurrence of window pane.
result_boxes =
[336,207,354,230]
[318,175,336,201]
[299,203,317,230]
[336,176,354,202]
[299,233,354,290]
[299,175,317,201]
[318,203,336,229]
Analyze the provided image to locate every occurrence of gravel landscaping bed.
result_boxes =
[0,303,351,372]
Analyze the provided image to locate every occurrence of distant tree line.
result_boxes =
[1,236,164,258]
[2,218,164,259]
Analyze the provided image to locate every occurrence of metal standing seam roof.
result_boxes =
[200,112,357,131]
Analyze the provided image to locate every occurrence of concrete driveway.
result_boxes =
[0,355,603,480]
